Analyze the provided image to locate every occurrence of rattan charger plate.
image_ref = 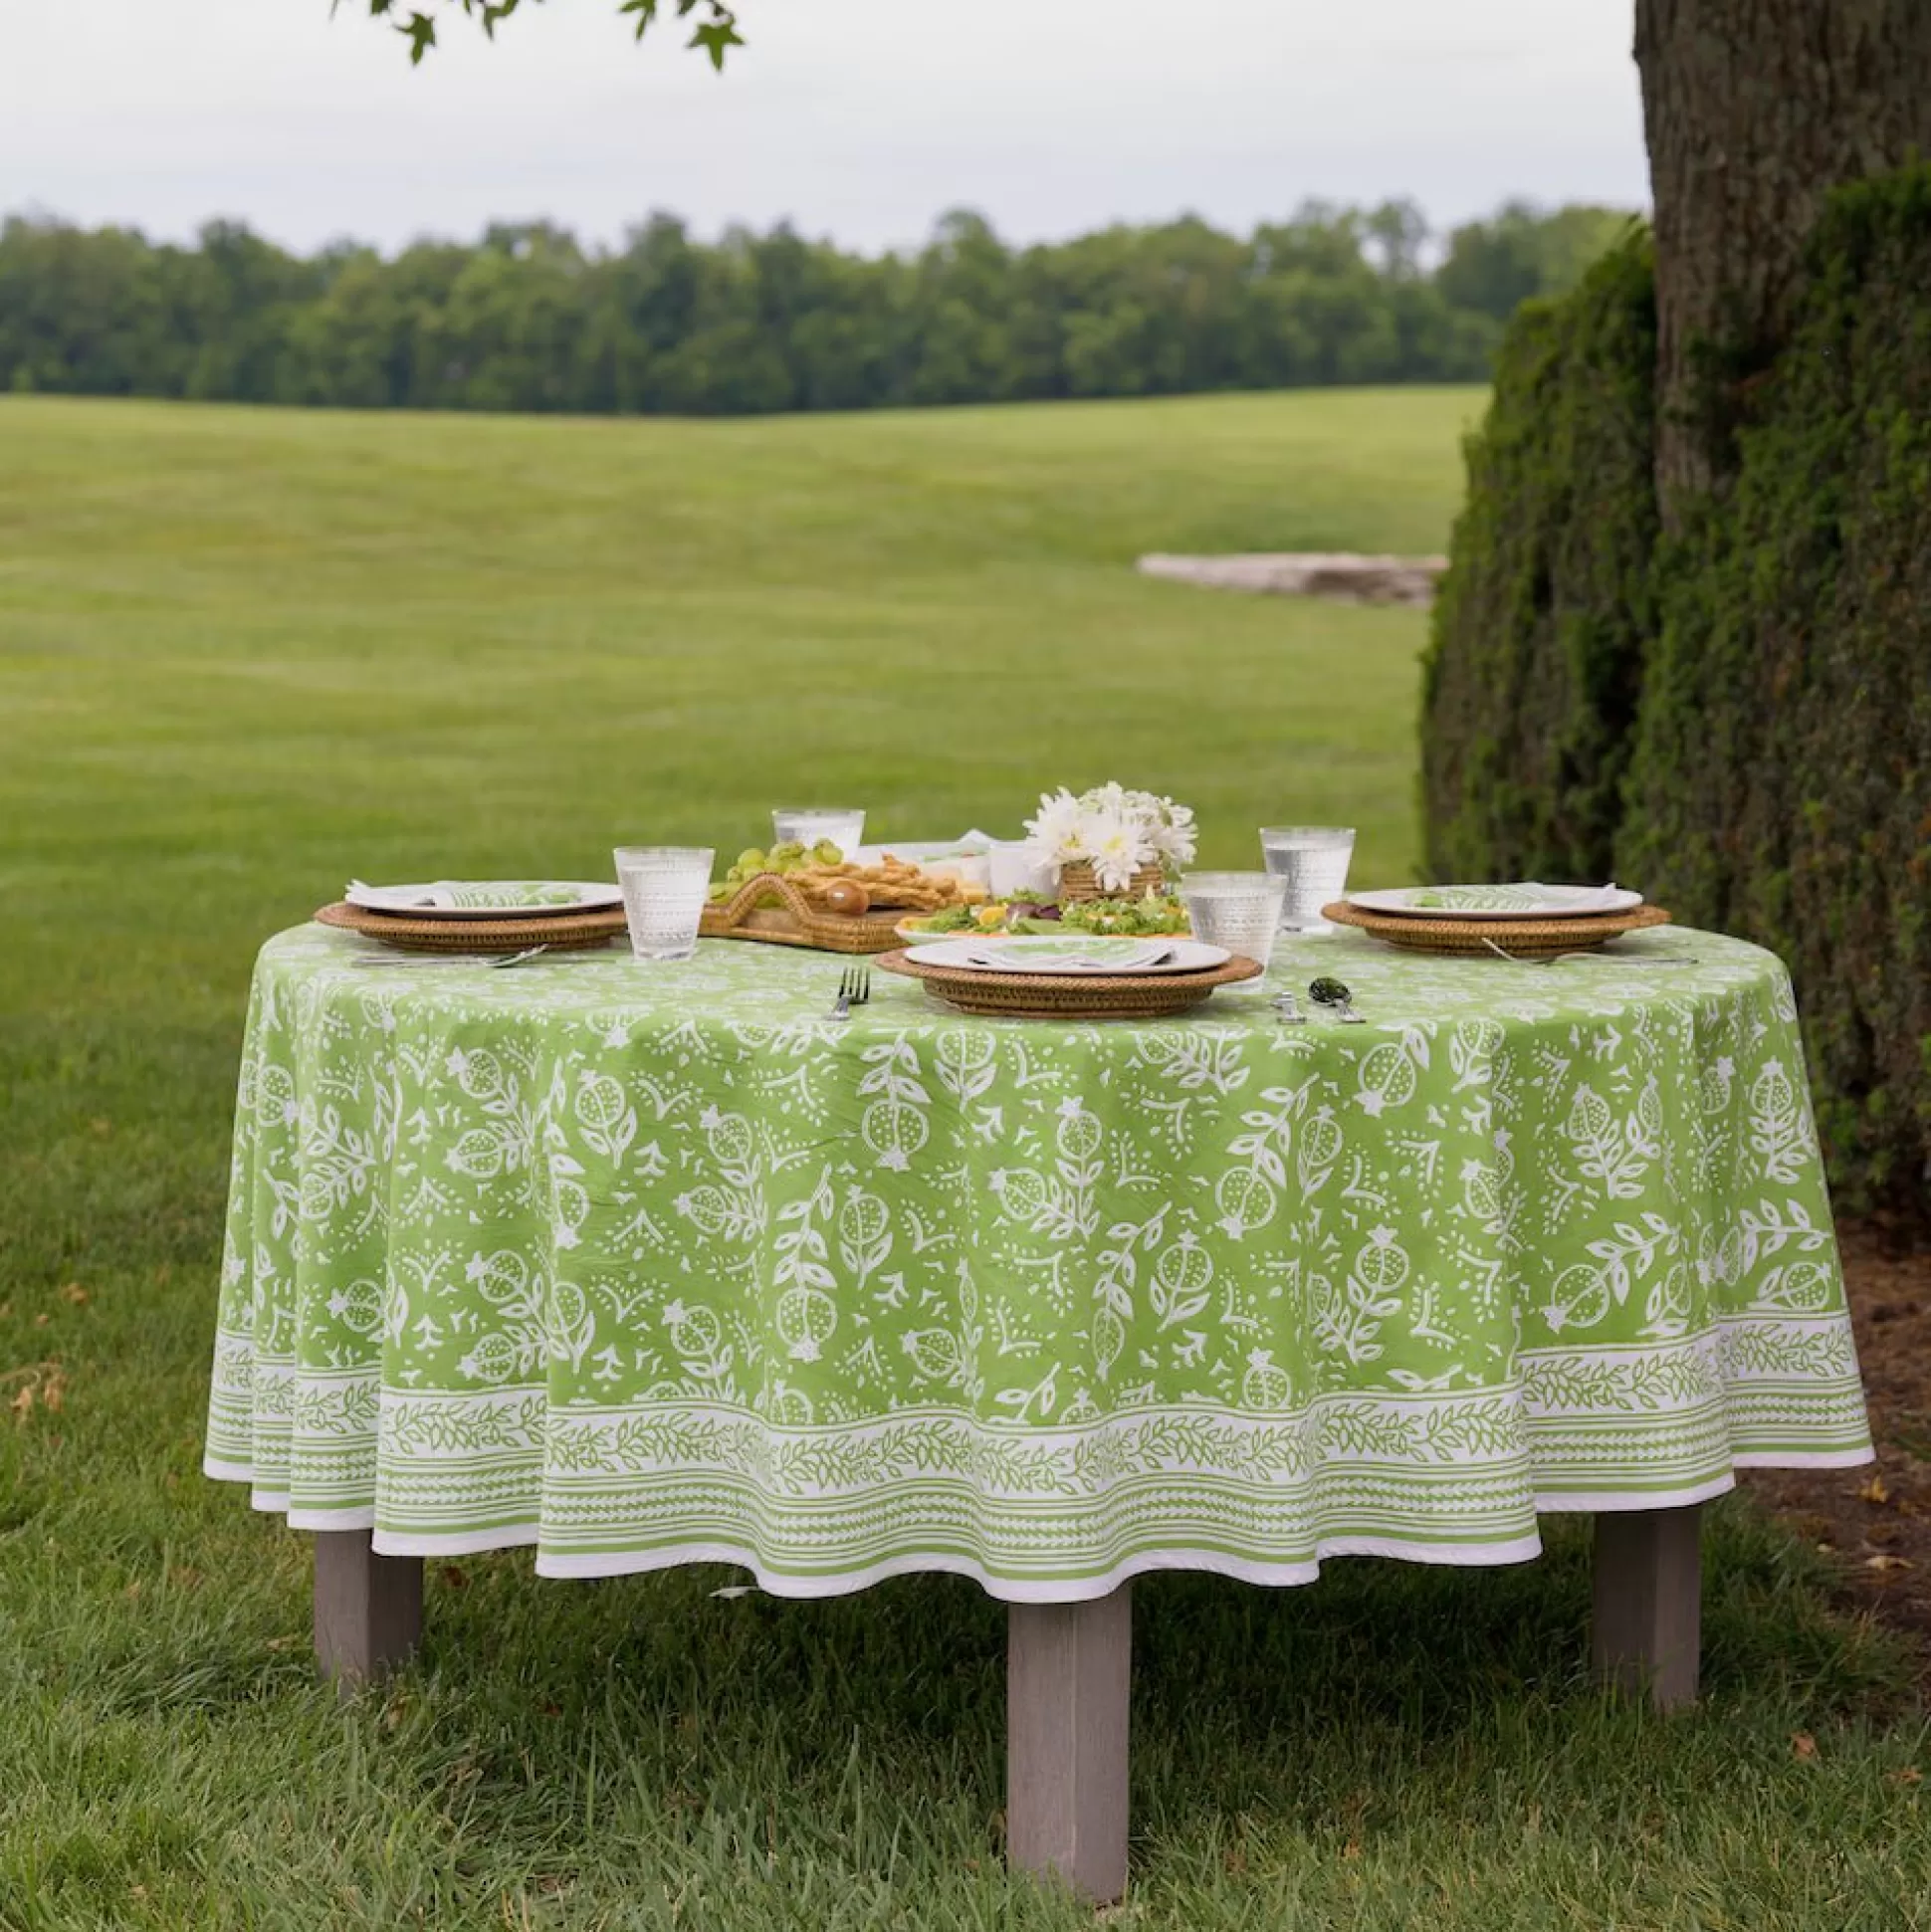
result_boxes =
[1321,900,1671,960]
[877,948,1263,1019]
[316,901,628,954]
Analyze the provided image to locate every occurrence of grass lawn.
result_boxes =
[3,388,1927,1929]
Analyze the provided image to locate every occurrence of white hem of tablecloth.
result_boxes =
[1732,1446,1875,1469]
[371,1523,541,1556]
[525,1533,1548,1600]
[1533,1472,1738,1513]
[289,1505,379,1532]
[203,1456,1873,1591]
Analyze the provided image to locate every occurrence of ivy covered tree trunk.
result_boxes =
[1417,240,1657,886]
[1425,0,1931,1210]
[1616,171,1931,1208]
[1627,3,1931,1209]
[1634,0,1931,513]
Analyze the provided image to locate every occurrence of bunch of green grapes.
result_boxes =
[708,838,846,903]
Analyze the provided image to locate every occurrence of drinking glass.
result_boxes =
[613,846,714,962]
[1259,826,1357,932]
[1179,871,1289,978]
[987,838,1058,901]
[771,808,866,858]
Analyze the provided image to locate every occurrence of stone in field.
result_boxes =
[1136,551,1448,607]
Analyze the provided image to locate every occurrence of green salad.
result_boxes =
[1017,894,1187,938]
[903,888,1188,941]
[909,904,982,935]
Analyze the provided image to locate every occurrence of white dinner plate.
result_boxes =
[968,935,1172,972]
[345,879,625,920]
[896,918,985,945]
[1346,883,1644,921]
[905,937,1231,976]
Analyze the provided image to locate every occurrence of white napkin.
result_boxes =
[346,879,459,910]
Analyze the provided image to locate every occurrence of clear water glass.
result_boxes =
[771,807,866,858]
[613,846,714,962]
[986,838,1058,900]
[1179,872,1289,977]
[1259,826,1357,932]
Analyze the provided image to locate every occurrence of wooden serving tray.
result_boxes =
[698,873,916,955]
[876,948,1263,1019]
[1321,900,1671,959]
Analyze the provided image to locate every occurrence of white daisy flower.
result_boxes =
[1079,806,1156,893]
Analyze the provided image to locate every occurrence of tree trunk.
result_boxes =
[1633,0,1931,518]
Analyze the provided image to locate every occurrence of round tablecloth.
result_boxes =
[205,926,1870,1599]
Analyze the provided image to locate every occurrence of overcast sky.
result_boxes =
[2,0,1646,257]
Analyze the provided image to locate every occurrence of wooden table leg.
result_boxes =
[1006,1585,1132,1903]
[314,1530,423,1694]
[1592,1504,1702,1709]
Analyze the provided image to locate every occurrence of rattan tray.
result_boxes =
[700,873,924,955]
[1321,900,1671,959]
[877,948,1262,1019]
[316,901,628,954]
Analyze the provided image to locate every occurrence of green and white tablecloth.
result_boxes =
[205,926,1870,1599]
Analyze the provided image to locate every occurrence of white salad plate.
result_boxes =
[853,831,993,866]
[904,936,1230,976]
[1346,882,1644,921]
[895,919,983,946]
[344,880,625,920]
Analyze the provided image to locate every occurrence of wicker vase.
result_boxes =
[1057,860,1166,904]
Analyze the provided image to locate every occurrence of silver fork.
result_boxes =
[828,965,871,1020]
[347,945,554,969]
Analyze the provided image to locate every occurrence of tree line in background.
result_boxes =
[0,199,1629,416]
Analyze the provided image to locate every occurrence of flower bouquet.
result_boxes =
[1021,784,1197,902]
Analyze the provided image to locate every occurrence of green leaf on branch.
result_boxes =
[358,0,745,64]
[690,15,744,69]
[628,0,743,63]
[401,10,437,61]
[477,0,527,40]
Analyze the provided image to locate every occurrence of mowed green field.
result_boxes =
[3,390,1927,1930]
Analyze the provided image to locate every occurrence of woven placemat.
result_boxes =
[877,948,1262,1019]
[1321,900,1671,959]
[316,902,628,954]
